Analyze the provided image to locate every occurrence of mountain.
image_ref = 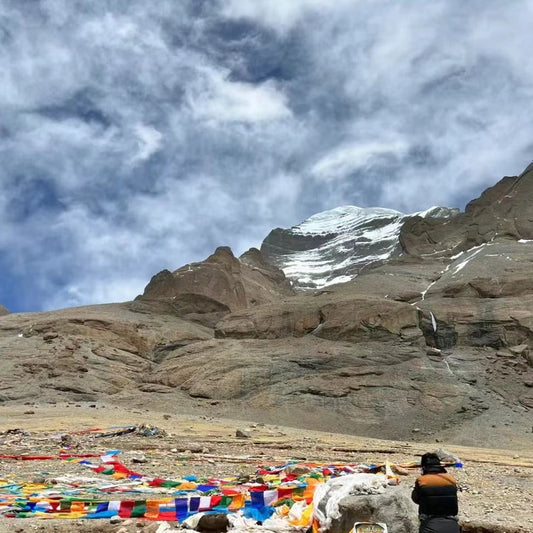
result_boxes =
[400,162,533,256]
[260,205,459,289]
[0,304,9,316]
[132,246,293,327]
[0,165,532,448]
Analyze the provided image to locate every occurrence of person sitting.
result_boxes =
[411,452,460,533]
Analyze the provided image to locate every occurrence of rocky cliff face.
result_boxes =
[131,246,293,327]
[0,167,531,447]
[0,304,9,316]
[399,164,533,256]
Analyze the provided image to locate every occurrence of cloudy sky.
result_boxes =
[1,0,532,313]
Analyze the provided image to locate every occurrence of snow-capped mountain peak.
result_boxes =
[291,206,404,235]
[260,205,459,289]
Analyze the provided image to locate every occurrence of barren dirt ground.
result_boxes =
[0,402,532,533]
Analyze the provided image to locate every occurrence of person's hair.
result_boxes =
[421,452,446,474]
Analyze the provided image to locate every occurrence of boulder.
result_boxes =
[509,344,529,356]
[432,448,461,463]
[314,474,418,533]
[284,464,312,476]
[196,513,230,533]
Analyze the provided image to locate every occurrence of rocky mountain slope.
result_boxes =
[0,165,532,449]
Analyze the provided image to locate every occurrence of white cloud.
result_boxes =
[2,0,533,312]
[132,124,163,162]
[45,278,148,312]
[311,141,409,181]
[187,67,291,123]
[222,0,355,32]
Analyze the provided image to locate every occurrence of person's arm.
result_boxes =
[411,480,420,504]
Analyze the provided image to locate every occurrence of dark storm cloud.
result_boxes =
[1,0,532,312]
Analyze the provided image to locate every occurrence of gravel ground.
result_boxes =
[0,403,531,533]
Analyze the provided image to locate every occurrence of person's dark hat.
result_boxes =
[421,452,446,473]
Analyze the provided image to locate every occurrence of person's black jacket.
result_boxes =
[411,472,458,517]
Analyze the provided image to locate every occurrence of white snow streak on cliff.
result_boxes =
[451,244,487,275]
